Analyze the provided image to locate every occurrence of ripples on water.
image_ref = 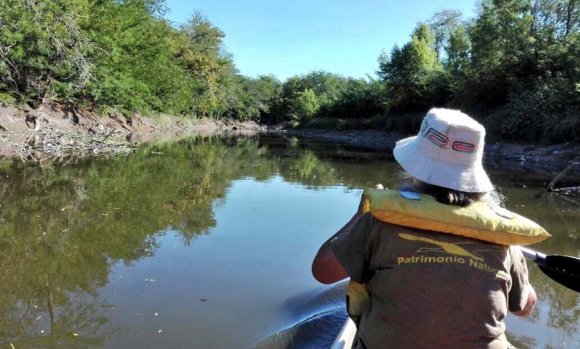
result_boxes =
[255,282,348,349]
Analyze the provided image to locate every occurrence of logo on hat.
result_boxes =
[392,108,493,192]
[423,126,448,148]
[422,120,476,153]
[452,141,476,153]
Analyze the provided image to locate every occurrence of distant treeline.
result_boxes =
[0,0,578,143]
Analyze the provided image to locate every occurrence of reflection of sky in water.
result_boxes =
[507,298,577,349]
[102,177,361,348]
[492,170,580,349]
[1,137,578,349]
[101,174,580,349]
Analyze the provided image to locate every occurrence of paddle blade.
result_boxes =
[537,255,580,293]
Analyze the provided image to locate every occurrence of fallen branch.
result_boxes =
[550,186,580,193]
[548,161,580,193]
[14,126,134,162]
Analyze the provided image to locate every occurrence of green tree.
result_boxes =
[0,1,248,120]
[326,78,386,120]
[175,12,231,117]
[532,0,579,37]
[428,10,464,60]
[446,25,471,76]
[248,75,283,120]
[270,71,349,122]
[76,0,183,113]
[292,88,320,121]
[0,0,91,105]
[378,23,447,112]
[467,0,536,109]
[444,24,472,100]
[218,73,282,121]
[466,0,579,142]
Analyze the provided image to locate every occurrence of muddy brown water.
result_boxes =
[0,135,578,348]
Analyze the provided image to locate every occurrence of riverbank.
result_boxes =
[281,128,580,174]
[1,104,578,177]
[0,104,267,162]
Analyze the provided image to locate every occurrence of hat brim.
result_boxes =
[393,136,493,193]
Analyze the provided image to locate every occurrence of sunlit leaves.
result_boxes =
[378,23,445,112]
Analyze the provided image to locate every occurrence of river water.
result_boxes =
[0,135,578,349]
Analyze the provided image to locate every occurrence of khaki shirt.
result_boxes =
[331,213,531,349]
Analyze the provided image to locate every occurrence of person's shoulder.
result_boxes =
[358,212,404,235]
[358,211,381,225]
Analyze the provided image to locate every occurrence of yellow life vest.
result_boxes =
[361,188,550,246]
[346,188,550,324]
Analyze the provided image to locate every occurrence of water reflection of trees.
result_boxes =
[0,135,384,346]
[0,136,276,346]
[0,135,577,346]
[491,172,580,255]
[262,136,398,189]
[491,171,580,344]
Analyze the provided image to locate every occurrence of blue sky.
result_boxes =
[164,0,477,81]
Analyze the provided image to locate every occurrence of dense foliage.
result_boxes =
[273,0,579,143]
[0,0,578,142]
[0,0,276,120]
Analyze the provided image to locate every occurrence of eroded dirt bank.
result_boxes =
[0,104,267,162]
[1,104,578,178]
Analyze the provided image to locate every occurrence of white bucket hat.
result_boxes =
[393,108,493,193]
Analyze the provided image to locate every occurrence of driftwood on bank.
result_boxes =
[13,126,134,163]
[548,161,580,194]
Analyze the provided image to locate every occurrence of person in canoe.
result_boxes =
[312,108,550,349]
